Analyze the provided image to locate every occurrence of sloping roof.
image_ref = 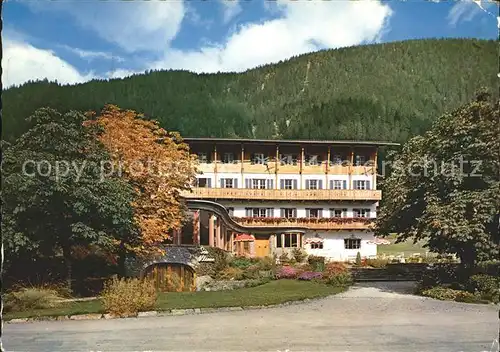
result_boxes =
[234,234,255,241]
[184,137,400,147]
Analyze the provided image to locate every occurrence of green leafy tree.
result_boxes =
[376,90,500,268]
[1,108,138,290]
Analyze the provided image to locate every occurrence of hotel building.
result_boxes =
[176,138,398,262]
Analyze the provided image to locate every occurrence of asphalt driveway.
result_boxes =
[3,282,499,352]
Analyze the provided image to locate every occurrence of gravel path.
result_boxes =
[4,282,499,352]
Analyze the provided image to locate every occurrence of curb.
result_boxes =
[5,297,322,324]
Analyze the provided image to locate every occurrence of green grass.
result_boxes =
[5,280,345,320]
[377,235,430,256]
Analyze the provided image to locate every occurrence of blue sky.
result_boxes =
[2,0,498,88]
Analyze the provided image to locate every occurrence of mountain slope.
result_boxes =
[3,38,497,143]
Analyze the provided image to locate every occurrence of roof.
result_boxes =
[183,137,400,147]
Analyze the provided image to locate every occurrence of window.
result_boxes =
[353,208,371,218]
[330,180,347,190]
[252,153,267,165]
[252,179,266,189]
[353,180,371,190]
[310,242,323,249]
[243,242,250,252]
[331,208,347,218]
[344,238,361,249]
[197,178,211,188]
[306,179,323,190]
[306,154,320,166]
[280,208,297,218]
[281,179,297,189]
[306,208,322,218]
[280,154,297,165]
[197,152,209,163]
[220,178,238,188]
[245,179,273,189]
[354,155,366,166]
[223,153,235,164]
[227,207,234,217]
[332,154,343,165]
[246,208,273,217]
[278,233,301,248]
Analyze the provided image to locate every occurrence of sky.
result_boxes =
[2,0,498,88]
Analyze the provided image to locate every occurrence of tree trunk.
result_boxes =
[117,241,127,277]
[62,246,73,294]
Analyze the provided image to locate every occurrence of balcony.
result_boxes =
[181,187,382,201]
[195,161,376,176]
[232,217,374,230]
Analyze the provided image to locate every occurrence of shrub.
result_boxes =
[205,246,229,273]
[355,252,362,266]
[366,258,389,268]
[279,252,290,264]
[217,267,245,280]
[297,271,323,281]
[420,286,477,303]
[4,286,64,312]
[323,262,352,287]
[291,248,307,263]
[229,257,255,269]
[101,277,157,317]
[308,255,325,272]
[254,256,274,271]
[467,274,500,303]
[276,266,299,279]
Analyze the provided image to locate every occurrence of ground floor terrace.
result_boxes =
[172,209,381,261]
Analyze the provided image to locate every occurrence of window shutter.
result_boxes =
[318,180,323,189]
[266,179,272,189]
[305,180,310,189]
[329,180,333,189]
[280,208,285,217]
[306,209,310,217]
[245,178,250,189]
[207,178,212,188]
[366,180,371,190]
[267,208,274,217]
[343,180,347,189]
[280,179,284,189]
[234,179,238,188]
[245,208,252,217]
[293,208,297,217]
[318,209,323,218]
[220,179,224,188]
[293,179,298,189]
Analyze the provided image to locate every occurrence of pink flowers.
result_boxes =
[276,266,299,279]
[298,271,323,281]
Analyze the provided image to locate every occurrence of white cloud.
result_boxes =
[60,45,125,63]
[25,1,186,53]
[2,38,93,88]
[153,0,393,73]
[447,0,497,27]
[220,0,242,24]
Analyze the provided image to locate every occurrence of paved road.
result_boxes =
[4,282,499,352]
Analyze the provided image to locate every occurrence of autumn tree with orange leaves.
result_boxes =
[87,105,198,255]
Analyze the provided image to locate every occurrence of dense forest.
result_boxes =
[3,38,498,143]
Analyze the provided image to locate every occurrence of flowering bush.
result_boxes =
[297,271,323,281]
[276,266,299,279]
[323,262,352,287]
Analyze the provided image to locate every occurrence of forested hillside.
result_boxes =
[3,38,497,143]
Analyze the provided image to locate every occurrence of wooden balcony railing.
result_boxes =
[181,187,381,201]
[232,217,374,230]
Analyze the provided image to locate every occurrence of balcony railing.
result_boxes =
[181,187,381,201]
[232,217,374,230]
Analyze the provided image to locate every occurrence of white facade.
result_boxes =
[303,231,377,262]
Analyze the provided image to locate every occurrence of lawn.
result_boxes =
[5,280,345,320]
[377,234,431,256]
